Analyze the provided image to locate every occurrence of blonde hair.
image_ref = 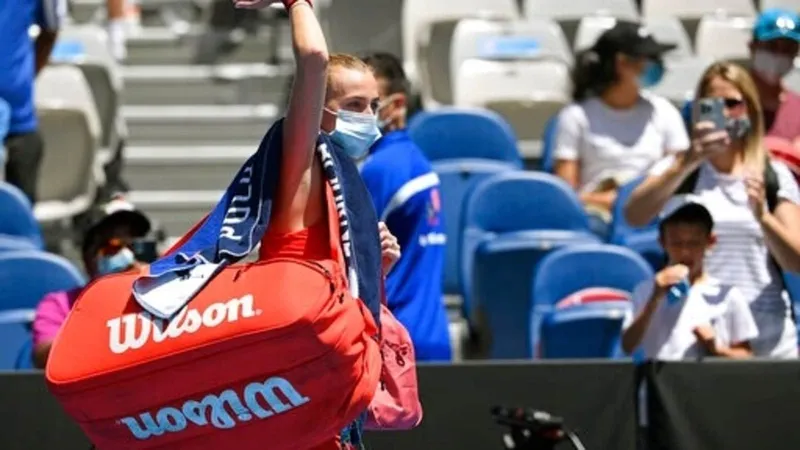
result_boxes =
[695,62,766,173]
[325,53,371,101]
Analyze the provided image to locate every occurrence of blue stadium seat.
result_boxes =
[539,113,559,173]
[0,250,85,312]
[531,244,653,357]
[14,336,35,370]
[408,107,523,165]
[432,159,518,296]
[608,177,665,271]
[540,301,632,359]
[0,309,35,370]
[785,272,800,343]
[463,172,599,357]
[0,182,44,250]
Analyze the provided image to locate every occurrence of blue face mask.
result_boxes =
[97,247,136,276]
[328,108,382,160]
[639,60,665,89]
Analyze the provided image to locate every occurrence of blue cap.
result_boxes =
[754,8,800,42]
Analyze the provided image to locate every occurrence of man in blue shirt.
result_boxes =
[360,52,452,361]
[0,0,65,203]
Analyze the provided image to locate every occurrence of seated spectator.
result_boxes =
[625,61,800,358]
[553,21,689,236]
[622,195,758,360]
[32,198,152,368]
[359,52,452,361]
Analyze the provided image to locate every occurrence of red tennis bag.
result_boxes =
[45,191,382,450]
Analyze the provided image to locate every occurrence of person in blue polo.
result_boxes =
[0,0,65,203]
[358,52,452,361]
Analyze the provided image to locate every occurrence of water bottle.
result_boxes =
[666,277,691,305]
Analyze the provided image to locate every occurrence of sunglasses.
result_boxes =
[720,97,745,108]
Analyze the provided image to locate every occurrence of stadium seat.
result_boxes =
[402,0,518,87]
[539,113,560,173]
[433,159,518,298]
[531,244,653,358]
[608,177,665,270]
[34,65,102,223]
[408,108,523,164]
[646,57,713,107]
[15,337,35,370]
[641,0,756,20]
[0,182,44,250]
[429,17,572,108]
[573,15,618,51]
[0,309,35,370]
[540,301,632,359]
[523,0,637,47]
[463,172,600,357]
[453,59,570,160]
[761,0,800,10]
[55,25,125,155]
[694,16,754,65]
[0,251,85,312]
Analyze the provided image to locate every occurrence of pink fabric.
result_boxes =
[364,303,423,431]
[32,287,82,346]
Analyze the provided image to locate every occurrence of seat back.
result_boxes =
[0,309,35,370]
[540,301,632,358]
[432,159,518,296]
[0,251,85,311]
[523,0,638,20]
[454,59,570,155]
[472,231,600,358]
[642,0,756,20]
[402,0,518,83]
[15,336,35,369]
[56,25,123,147]
[694,16,753,65]
[573,15,618,51]
[644,17,695,61]
[0,182,44,249]
[608,177,655,243]
[408,107,523,164]
[462,172,594,330]
[34,65,100,220]
[531,244,653,353]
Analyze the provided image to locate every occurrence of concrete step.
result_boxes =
[128,190,219,237]
[125,144,252,191]
[122,104,277,145]
[122,64,290,106]
[124,26,291,66]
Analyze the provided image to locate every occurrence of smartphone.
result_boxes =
[693,97,726,131]
[131,239,159,263]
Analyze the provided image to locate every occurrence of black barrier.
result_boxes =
[0,362,638,450]
[644,360,800,450]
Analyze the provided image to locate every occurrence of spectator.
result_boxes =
[358,52,452,361]
[625,61,800,358]
[622,195,758,359]
[553,21,689,236]
[0,0,65,203]
[32,198,152,368]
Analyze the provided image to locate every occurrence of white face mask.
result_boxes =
[752,49,794,84]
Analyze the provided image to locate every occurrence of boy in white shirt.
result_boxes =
[622,195,759,360]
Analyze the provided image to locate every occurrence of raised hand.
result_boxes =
[379,222,400,276]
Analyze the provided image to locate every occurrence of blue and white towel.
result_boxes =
[132,118,383,328]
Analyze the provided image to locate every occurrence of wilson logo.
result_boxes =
[119,376,310,440]
[107,295,260,354]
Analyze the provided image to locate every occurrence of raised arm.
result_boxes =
[276,0,328,231]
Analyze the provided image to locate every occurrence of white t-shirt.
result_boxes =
[649,157,800,358]
[553,93,690,192]
[624,277,759,360]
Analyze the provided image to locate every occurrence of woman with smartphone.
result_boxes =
[552,21,690,238]
[625,61,800,358]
